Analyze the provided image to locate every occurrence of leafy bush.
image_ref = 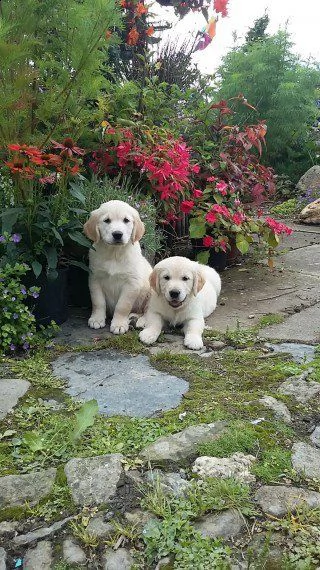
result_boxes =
[0,233,39,353]
[270,198,299,218]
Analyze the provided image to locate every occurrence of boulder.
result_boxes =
[255,485,320,517]
[0,468,56,508]
[296,165,320,195]
[292,442,320,479]
[63,538,87,565]
[259,395,291,423]
[103,547,134,569]
[299,198,320,225]
[194,509,246,539]
[24,541,53,570]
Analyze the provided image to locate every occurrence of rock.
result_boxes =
[24,540,53,570]
[64,454,124,506]
[192,453,256,483]
[0,378,30,420]
[0,548,6,570]
[194,509,246,539]
[0,520,19,537]
[13,516,72,546]
[278,372,320,404]
[296,165,320,195]
[0,468,56,508]
[63,538,87,564]
[204,340,226,350]
[124,509,157,530]
[103,547,134,569]
[145,470,191,497]
[126,469,143,487]
[86,515,115,538]
[155,557,174,569]
[259,395,292,423]
[139,422,226,465]
[255,485,320,517]
[292,442,320,479]
[246,533,284,569]
[310,426,320,448]
[300,198,320,225]
[265,342,315,364]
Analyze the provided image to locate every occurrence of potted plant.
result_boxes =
[0,140,91,325]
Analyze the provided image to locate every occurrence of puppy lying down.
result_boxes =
[138,256,221,350]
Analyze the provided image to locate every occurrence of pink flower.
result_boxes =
[234,198,241,207]
[207,176,216,182]
[203,236,214,247]
[232,212,246,225]
[216,181,228,195]
[219,239,228,252]
[265,217,293,236]
[192,164,200,173]
[205,211,217,224]
[180,200,194,214]
[212,204,231,218]
[193,188,203,198]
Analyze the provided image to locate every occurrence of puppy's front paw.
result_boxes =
[110,319,129,335]
[139,328,160,345]
[136,316,147,329]
[88,316,106,329]
[184,335,203,350]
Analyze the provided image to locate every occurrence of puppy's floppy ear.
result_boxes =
[149,268,160,294]
[193,270,205,296]
[131,212,145,243]
[83,209,101,243]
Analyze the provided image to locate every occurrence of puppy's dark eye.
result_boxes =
[182,276,190,281]
[104,218,111,224]
[164,275,170,281]
[123,217,130,223]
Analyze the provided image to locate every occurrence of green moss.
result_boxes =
[258,314,285,328]
[70,330,146,355]
[0,504,28,522]
[253,447,294,483]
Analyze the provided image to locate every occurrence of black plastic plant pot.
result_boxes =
[25,267,69,326]
[191,239,228,272]
[67,265,91,308]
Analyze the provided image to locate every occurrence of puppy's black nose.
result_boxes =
[169,289,180,299]
[112,231,123,241]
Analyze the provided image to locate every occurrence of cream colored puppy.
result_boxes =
[84,200,152,335]
[138,256,221,350]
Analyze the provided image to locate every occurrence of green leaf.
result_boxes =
[52,227,64,245]
[267,232,280,248]
[71,399,99,443]
[68,231,92,249]
[44,246,58,270]
[69,260,90,273]
[23,432,45,452]
[189,218,206,239]
[0,207,23,233]
[236,233,250,254]
[31,260,42,278]
[69,183,86,205]
[197,250,210,265]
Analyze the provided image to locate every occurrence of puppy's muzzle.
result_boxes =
[112,231,123,244]
[168,289,183,308]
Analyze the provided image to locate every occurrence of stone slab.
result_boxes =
[13,516,72,546]
[261,305,320,343]
[0,378,30,420]
[52,350,188,417]
[23,540,53,570]
[0,548,6,570]
[255,485,320,517]
[292,442,320,480]
[265,343,316,363]
[103,548,134,570]
[0,468,56,508]
[64,454,124,506]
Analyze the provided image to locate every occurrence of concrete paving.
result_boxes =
[0,379,30,420]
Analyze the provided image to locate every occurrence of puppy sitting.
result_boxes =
[138,256,221,350]
[84,200,152,335]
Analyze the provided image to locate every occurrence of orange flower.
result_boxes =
[105,30,112,40]
[135,2,147,16]
[120,0,127,6]
[127,27,139,46]
[146,25,154,36]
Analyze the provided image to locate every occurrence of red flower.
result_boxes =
[192,164,200,174]
[203,236,214,247]
[205,211,217,224]
[207,176,216,182]
[51,138,85,157]
[127,27,139,46]
[212,204,231,218]
[135,2,148,16]
[180,200,194,214]
[8,144,22,151]
[232,212,246,225]
[193,188,203,198]
[214,0,229,17]
[146,26,154,37]
[265,217,293,236]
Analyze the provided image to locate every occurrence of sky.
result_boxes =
[154,0,320,74]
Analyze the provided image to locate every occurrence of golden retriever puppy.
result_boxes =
[138,256,221,350]
[84,200,152,334]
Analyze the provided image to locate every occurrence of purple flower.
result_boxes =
[0,235,6,243]
[20,287,27,295]
[9,344,16,351]
[11,233,22,243]
[21,334,27,341]
[22,342,30,350]
[32,291,39,299]
[13,313,19,319]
